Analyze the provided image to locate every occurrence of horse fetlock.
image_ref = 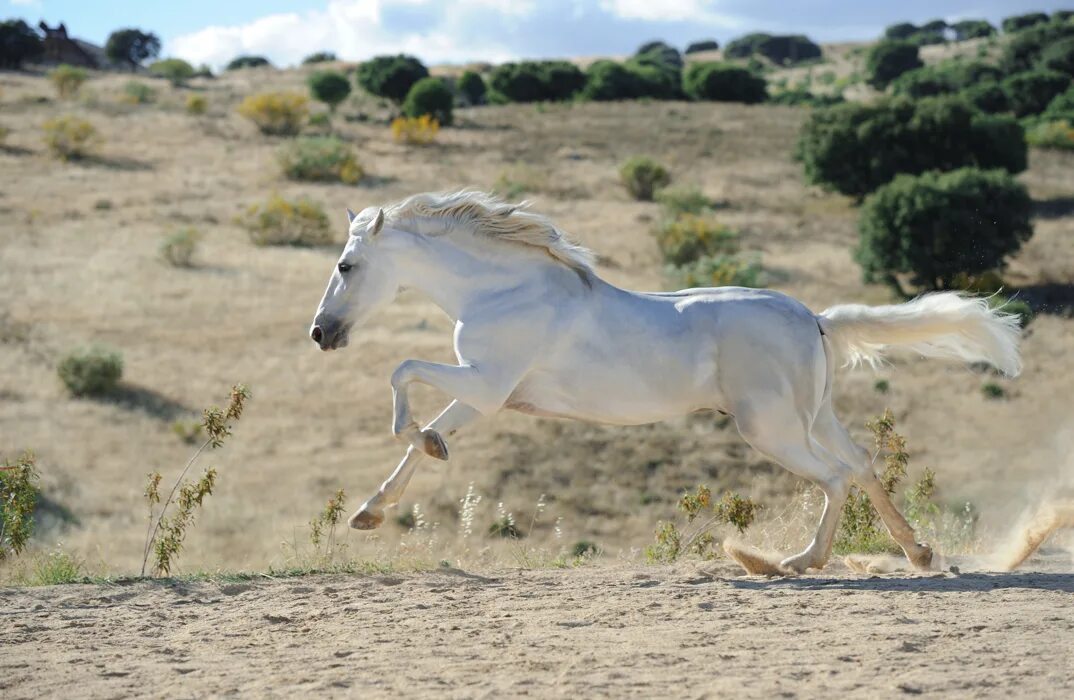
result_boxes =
[780,550,826,574]
[419,428,449,461]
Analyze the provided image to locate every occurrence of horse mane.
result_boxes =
[383,190,596,277]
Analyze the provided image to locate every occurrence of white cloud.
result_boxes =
[10,0,42,7]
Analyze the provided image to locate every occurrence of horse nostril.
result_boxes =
[311,326,323,343]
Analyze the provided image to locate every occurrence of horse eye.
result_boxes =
[338,262,352,274]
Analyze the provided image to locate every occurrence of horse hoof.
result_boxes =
[420,429,449,461]
[349,509,384,530]
[779,553,820,574]
[909,543,934,571]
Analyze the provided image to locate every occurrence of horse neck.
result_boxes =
[383,227,551,321]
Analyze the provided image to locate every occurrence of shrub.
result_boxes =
[865,40,923,89]
[160,228,201,267]
[0,451,38,562]
[42,116,98,160]
[302,51,337,64]
[0,19,43,69]
[1001,20,1074,73]
[683,62,766,103]
[105,28,160,69]
[883,23,917,40]
[185,93,207,115]
[122,81,155,104]
[962,82,1011,113]
[390,115,439,145]
[625,54,682,99]
[307,70,351,112]
[1026,119,1074,149]
[769,89,844,107]
[458,70,486,105]
[403,76,453,125]
[226,55,270,70]
[655,186,713,217]
[277,136,363,184]
[357,54,428,103]
[582,58,681,101]
[796,97,1027,198]
[981,382,1006,399]
[856,168,1032,291]
[952,19,996,41]
[645,485,763,563]
[237,92,309,136]
[1002,13,1051,34]
[724,33,821,65]
[49,64,88,98]
[619,156,670,201]
[891,61,1003,98]
[149,58,195,86]
[1043,86,1074,121]
[654,214,738,266]
[1003,69,1072,116]
[488,60,585,102]
[1040,37,1074,76]
[243,194,333,246]
[685,39,719,54]
[58,346,123,396]
[634,40,683,69]
[676,254,765,288]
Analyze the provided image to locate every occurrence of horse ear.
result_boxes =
[366,208,385,238]
[346,208,357,224]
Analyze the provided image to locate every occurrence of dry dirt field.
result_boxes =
[2,555,1072,698]
[2,60,1073,575]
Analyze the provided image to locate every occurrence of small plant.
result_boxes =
[309,488,347,564]
[488,502,522,538]
[990,295,1034,328]
[714,491,762,533]
[675,253,765,288]
[390,114,439,145]
[654,214,738,266]
[619,156,670,201]
[142,384,249,576]
[149,58,195,86]
[402,76,453,126]
[655,186,713,217]
[122,81,156,104]
[571,540,599,558]
[874,379,890,394]
[58,346,123,397]
[308,112,331,129]
[25,548,84,585]
[49,64,88,99]
[645,485,763,563]
[237,92,309,136]
[981,382,1006,399]
[277,137,363,185]
[243,194,334,247]
[1026,120,1074,150]
[42,116,98,160]
[185,94,208,115]
[1,451,38,562]
[307,70,351,113]
[160,227,201,267]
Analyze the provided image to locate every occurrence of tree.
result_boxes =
[952,19,996,41]
[1003,70,1072,117]
[302,51,337,65]
[865,40,922,89]
[634,40,683,69]
[356,54,428,103]
[683,62,767,103]
[403,77,453,125]
[105,28,161,70]
[149,58,195,86]
[856,168,1032,292]
[227,55,271,70]
[1002,13,1050,34]
[457,70,486,105]
[488,61,585,102]
[685,39,719,54]
[308,70,351,112]
[0,19,43,69]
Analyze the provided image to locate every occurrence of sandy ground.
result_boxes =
[2,552,1072,699]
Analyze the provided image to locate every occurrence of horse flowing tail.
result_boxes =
[817,292,1022,377]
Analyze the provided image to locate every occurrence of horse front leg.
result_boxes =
[390,359,517,459]
[351,400,481,529]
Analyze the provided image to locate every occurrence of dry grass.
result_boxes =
[0,65,1072,577]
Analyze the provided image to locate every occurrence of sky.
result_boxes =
[6,1,1073,68]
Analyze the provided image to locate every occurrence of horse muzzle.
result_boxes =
[310,317,350,351]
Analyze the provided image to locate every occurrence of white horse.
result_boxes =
[309,191,1021,573]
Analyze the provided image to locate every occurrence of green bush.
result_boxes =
[357,54,428,103]
[625,53,681,98]
[149,58,195,86]
[654,214,738,266]
[123,81,155,104]
[1003,69,1072,116]
[962,82,1011,113]
[952,19,996,41]
[769,89,844,107]
[884,22,918,40]
[1043,85,1074,120]
[1002,13,1051,34]
[277,137,363,184]
[402,77,453,125]
[581,58,681,101]
[1001,20,1074,73]
[634,40,683,69]
[488,60,585,102]
[865,40,923,89]
[1040,37,1074,76]
[58,346,123,396]
[307,70,351,112]
[683,62,766,103]
[891,61,1003,98]
[49,64,88,98]
[243,194,334,247]
[685,39,719,54]
[619,156,670,201]
[856,168,1032,292]
[1025,119,1074,149]
[105,28,160,69]
[676,254,765,289]
[458,70,486,105]
[724,33,821,65]
[0,19,43,69]
[160,228,201,267]
[655,186,713,217]
[237,92,309,136]
[302,51,336,64]
[795,97,1027,198]
[226,55,270,70]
